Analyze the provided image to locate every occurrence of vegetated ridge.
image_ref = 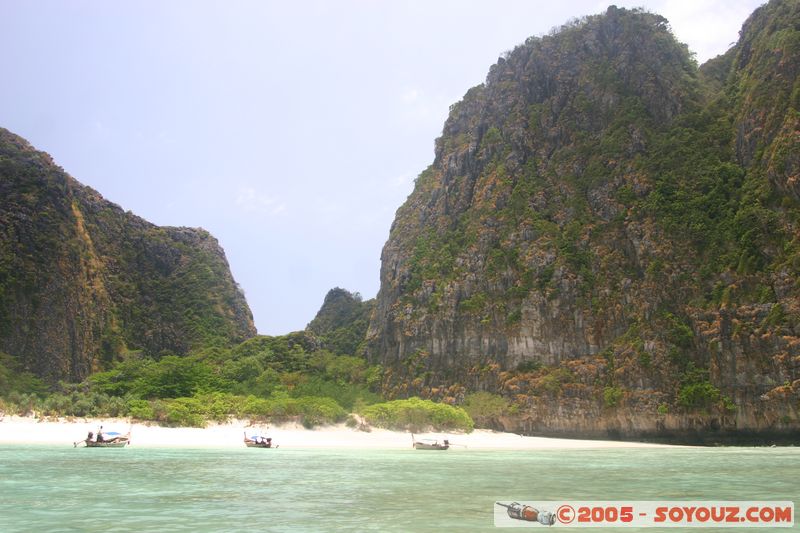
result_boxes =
[306,287,375,356]
[366,1,800,443]
[0,128,256,383]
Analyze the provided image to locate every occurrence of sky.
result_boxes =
[0,0,766,335]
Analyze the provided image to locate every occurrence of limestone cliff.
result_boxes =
[0,128,256,383]
[367,2,800,442]
[307,288,374,356]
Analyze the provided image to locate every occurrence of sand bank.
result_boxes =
[0,415,674,449]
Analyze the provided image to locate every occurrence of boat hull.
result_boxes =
[413,442,449,450]
[244,432,275,448]
[83,440,129,448]
[244,441,273,448]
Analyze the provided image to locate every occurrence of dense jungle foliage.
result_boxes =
[0,328,473,431]
[0,289,474,431]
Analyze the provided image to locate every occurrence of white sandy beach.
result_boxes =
[0,415,674,449]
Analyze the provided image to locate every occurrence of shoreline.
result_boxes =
[0,415,677,449]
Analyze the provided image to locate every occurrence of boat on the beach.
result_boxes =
[412,434,450,450]
[244,432,276,448]
[75,428,130,448]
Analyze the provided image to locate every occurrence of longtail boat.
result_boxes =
[411,434,450,450]
[244,432,276,448]
[75,428,130,448]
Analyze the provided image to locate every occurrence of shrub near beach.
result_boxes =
[0,333,473,431]
[85,333,370,427]
[361,397,474,433]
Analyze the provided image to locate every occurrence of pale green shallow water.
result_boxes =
[0,445,797,532]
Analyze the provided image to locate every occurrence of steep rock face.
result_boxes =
[0,129,256,382]
[367,3,800,442]
[369,6,699,375]
[733,0,800,200]
[307,288,374,356]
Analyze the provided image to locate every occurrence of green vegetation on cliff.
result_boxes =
[306,287,374,356]
[2,2,798,442]
[0,290,470,432]
[367,1,800,442]
[0,330,379,428]
[0,128,256,384]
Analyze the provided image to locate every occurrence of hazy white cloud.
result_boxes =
[316,199,339,213]
[390,172,416,189]
[398,86,431,122]
[397,86,454,128]
[156,129,175,145]
[235,186,286,216]
[603,0,763,63]
[401,87,420,103]
[659,0,760,62]
[92,120,110,140]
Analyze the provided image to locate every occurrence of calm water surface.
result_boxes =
[0,445,797,532]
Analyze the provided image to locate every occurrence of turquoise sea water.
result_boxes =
[0,445,797,532]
